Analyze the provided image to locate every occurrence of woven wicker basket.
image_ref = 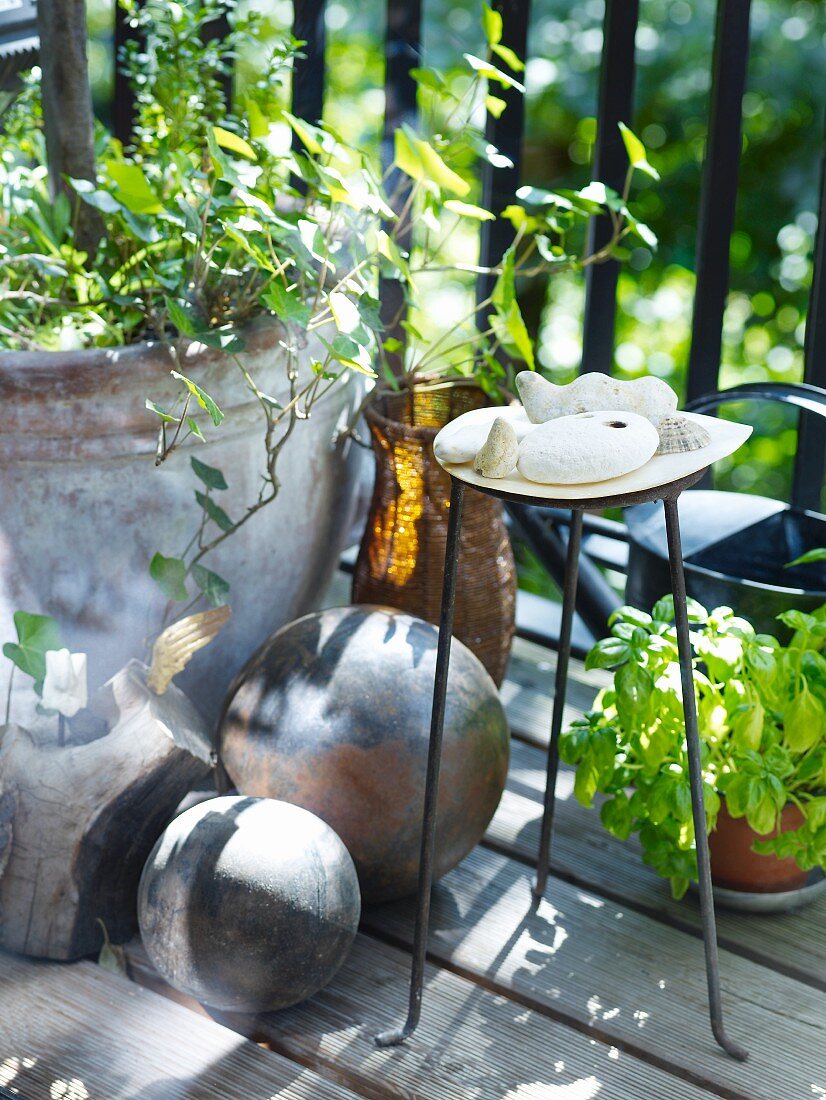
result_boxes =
[352,384,516,686]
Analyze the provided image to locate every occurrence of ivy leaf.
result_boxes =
[492,245,516,312]
[197,329,246,354]
[171,370,224,427]
[245,98,269,139]
[444,199,496,221]
[146,399,178,424]
[329,291,360,334]
[463,52,525,93]
[394,127,471,197]
[281,110,325,155]
[165,297,197,337]
[195,491,234,532]
[192,564,231,607]
[3,611,61,693]
[191,456,227,491]
[482,3,503,46]
[492,43,525,72]
[262,282,311,328]
[492,299,535,368]
[485,94,508,119]
[187,417,206,442]
[149,553,188,602]
[618,122,660,180]
[409,67,449,93]
[213,125,257,162]
[107,162,164,215]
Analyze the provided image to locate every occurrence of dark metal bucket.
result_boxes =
[625,383,826,635]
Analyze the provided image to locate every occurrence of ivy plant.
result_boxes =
[0,0,657,631]
[560,597,826,899]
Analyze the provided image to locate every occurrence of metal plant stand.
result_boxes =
[376,461,749,1062]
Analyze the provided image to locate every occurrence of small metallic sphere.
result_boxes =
[138,796,361,1012]
[219,606,510,903]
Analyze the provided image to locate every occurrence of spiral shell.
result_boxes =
[656,415,712,455]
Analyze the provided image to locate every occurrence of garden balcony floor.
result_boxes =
[1,587,824,1100]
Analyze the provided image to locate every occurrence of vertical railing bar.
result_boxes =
[382,0,421,150]
[113,3,139,145]
[203,8,233,114]
[685,0,752,402]
[476,0,531,305]
[580,0,639,377]
[291,0,326,127]
[792,107,826,512]
[379,0,423,379]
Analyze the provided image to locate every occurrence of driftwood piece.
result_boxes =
[37,0,104,256]
[0,659,212,960]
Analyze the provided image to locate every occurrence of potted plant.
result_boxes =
[348,9,660,684]
[560,595,826,904]
[0,0,379,717]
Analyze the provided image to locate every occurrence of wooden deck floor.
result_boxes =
[1,633,825,1099]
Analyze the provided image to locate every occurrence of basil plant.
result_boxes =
[560,597,826,899]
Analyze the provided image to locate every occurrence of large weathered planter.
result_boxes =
[0,322,364,718]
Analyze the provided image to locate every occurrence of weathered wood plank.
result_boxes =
[362,846,826,1100]
[0,950,361,1100]
[127,934,715,1100]
[499,643,826,987]
[502,635,608,749]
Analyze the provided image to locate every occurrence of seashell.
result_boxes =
[517,410,659,485]
[515,371,678,427]
[473,417,519,479]
[656,415,712,455]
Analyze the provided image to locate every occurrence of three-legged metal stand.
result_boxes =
[376,472,748,1061]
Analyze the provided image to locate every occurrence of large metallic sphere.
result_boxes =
[219,605,510,903]
[138,796,360,1012]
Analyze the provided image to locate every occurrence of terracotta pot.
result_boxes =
[708,799,809,893]
[0,320,365,719]
[352,387,517,685]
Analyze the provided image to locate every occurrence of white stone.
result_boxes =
[433,424,485,464]
[515,371,678,427]
[434,405,535,464]
[517,410,660,485]
[473,417,519,479]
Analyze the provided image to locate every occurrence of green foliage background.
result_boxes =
[86,0,826,512]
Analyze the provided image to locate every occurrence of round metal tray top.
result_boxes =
[433,407,753,505]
